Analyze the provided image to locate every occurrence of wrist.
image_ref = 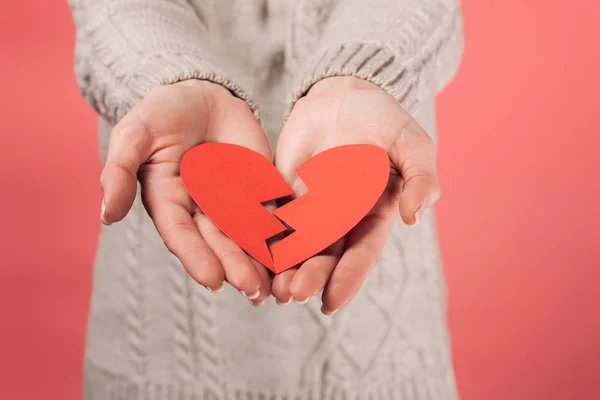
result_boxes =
[307,76,381,96]
[175,79,231,97]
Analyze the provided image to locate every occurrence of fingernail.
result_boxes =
[276,297,292,306]
[239,289,261,300]
[100,199,111,226]
[292,296,309,305]
[250,299,265,307]
[321,305,337,316]
[411,205,425,227]
[207,283,224,293]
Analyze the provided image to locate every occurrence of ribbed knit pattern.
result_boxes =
[84,358,458,400]
[286,0,463,116]
[70,1,464,399]
[68,0,259,124]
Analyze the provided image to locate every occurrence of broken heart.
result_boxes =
[180,143,389,274]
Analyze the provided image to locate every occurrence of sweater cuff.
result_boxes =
[285,10,463,116]
[286,43,418,115]
[82,52,259,125]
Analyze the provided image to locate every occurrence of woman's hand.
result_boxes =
[271,76,440,314]
[100,80,271,305]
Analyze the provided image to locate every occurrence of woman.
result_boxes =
[69,0,464,398]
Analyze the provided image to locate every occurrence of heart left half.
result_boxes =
[180,143,390,273]
[180,142,294,272]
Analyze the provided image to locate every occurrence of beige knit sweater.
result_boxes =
[68,1,464,399]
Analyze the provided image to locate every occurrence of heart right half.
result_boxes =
[180,143,389,274]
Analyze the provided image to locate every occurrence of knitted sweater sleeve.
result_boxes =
[67,0,257,125]
[286,0,464,114]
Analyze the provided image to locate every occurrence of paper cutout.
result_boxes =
[180,143,294,271]
[180,143,389,274]
[270,145,389,273]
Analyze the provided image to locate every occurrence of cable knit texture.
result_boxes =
[69,0,464,398]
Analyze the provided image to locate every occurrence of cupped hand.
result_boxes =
[271,76,440,314]
[101,80,271,304]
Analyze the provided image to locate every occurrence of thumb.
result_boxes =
[389,118,440,226]
[100,117,152,225]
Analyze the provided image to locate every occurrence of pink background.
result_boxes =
[1,1,599,399]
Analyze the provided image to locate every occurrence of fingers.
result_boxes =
[399,171,439,226]
[288,255,339,303]
[271,268,297,305]
[101,117,153,224]
[150,199,225,291]
[272,241,343,307]
[321,212,395,315]
[389,118,440,226]
[195,213,264,301]
[249,259,272,306]
[287,239,344,304]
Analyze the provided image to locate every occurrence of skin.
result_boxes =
[271,76,440,314]
[100,80,272,304]
[101,77,439,313]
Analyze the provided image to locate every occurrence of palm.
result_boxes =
[272,78,438,313]
[102,80,273,302]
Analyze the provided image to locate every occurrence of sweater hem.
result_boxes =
[84,359,459,400]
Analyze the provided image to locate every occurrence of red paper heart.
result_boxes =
[180,143,389,273]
